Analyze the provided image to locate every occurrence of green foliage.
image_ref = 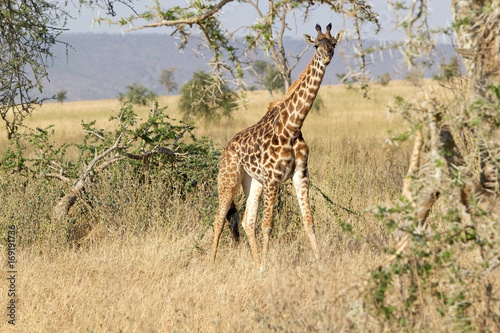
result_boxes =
[118,83,158,105]
[81,102,219,195]
[488,84,500,101]
[178,70,237,121]
[366,82,500,331]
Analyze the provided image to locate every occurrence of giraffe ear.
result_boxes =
[303,34,316,46]
[333,30,345,44]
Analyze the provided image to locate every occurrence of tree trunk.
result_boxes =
[53,179,86,221]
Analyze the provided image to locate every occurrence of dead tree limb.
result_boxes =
[53,128,127,221]
[125,147,188,161]
[402,130,423,201]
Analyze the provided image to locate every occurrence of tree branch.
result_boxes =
[75,126,128,186]
[83,129,105,141]
[402,130,423,201]
[53,126,128,221]
[125,147,188,161]
[126,0,234,32]
[45,173,71,183]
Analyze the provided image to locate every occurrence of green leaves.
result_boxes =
[487,84,500,101]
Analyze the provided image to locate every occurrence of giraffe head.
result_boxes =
[303,23,345,65]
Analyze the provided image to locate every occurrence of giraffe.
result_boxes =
[211,23,344,269]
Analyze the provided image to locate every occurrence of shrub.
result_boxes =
[404,68,423,86]
[118,83,158,105]
[0,102,221,245]
[376,73,391,86]
[179,70,237,121]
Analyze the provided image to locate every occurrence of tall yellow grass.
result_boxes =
[3,81,496,332]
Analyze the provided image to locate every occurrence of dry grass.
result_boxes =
[9,231,375,332]
[3,80,497,332]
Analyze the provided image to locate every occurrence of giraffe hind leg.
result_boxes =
[211,152,243,263]
[211,197,232,263]
[241,175,263,266]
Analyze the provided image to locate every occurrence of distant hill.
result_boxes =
[42,33,455,102]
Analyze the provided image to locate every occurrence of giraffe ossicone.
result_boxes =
[211,23,344,269]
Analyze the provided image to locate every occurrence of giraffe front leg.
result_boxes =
[292,143,320,260]
[293,170,319,260]
[261,182,279,272]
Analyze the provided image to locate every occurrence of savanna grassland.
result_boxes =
[2,81,497,332]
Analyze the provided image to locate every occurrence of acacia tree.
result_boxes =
[178,70,237,121]
[359,0,500,330]
[0,0,380,140]
[56,90,68,103]
[0,0,67,138]
[118,83,158,105]
[159,67,178,95]
[250,60,285,97]
[91,0,380,92]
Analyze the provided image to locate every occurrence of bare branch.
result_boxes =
[45,173,71,183]
[95,154,126,172]
[173,124,190,149]
[83,129,105,141]
[54,126,130,221]
[402,130,423,201]
[288,45,311,74]
[76,125,128,186]
[125,147,188,161]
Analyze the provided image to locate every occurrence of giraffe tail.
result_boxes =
[226,201,240,242]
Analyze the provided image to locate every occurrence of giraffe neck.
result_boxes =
[278,55,327,136]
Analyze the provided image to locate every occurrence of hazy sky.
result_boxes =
[66,0,453,42]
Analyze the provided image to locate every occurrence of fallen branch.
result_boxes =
[53,127,128,221]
